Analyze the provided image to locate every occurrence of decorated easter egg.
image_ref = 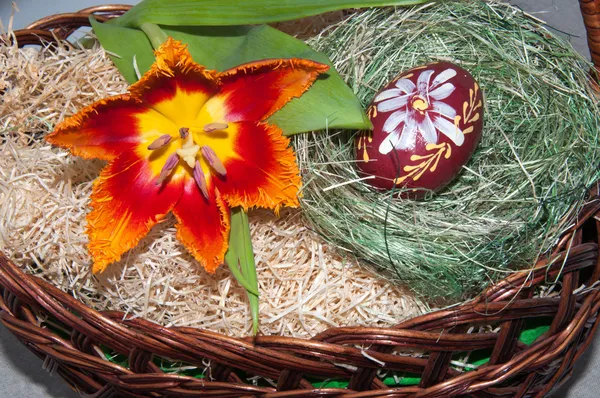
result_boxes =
[355,61,483,194]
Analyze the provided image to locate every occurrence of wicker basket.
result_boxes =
[2,2,600,397]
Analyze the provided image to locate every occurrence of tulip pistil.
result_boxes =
[155,127,227,195]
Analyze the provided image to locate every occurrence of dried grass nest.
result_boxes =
[297,0,600,301]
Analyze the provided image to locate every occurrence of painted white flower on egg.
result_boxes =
[374,67,465,154]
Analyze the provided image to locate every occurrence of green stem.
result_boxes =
[225,208,260,335]
[247,291,260,336]
[139,22,168,49]
[238,209,260,335]
[225,258,259,297]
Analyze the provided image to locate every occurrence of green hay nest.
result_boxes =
[296,0,600,302]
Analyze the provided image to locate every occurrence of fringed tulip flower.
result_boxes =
[47,38,328,274]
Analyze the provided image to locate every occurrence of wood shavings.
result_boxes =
[0,36,128,141]
[0,39,428,338]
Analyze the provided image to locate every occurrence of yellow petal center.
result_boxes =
[135,87,239,182]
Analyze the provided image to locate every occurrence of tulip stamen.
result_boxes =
[147,134,172,150]
[201,145,227,177]
[156,152,180,185]
[203,122,229,133]
[193,160,210,200]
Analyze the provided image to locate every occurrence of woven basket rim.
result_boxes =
[2,3,600,396]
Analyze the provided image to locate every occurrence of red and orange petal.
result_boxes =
[173,179,230,273]
[129,37,219,119]
[215,121,301,213]
[214,58,329,123]
[86,152,184,274]
[46,95,146,161]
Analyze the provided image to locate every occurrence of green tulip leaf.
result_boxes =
[111,0,432,28]
[91,17,371,134]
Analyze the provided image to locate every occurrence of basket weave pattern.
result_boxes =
[2,3,600,397]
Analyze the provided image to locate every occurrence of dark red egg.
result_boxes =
[355,61,483,194]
